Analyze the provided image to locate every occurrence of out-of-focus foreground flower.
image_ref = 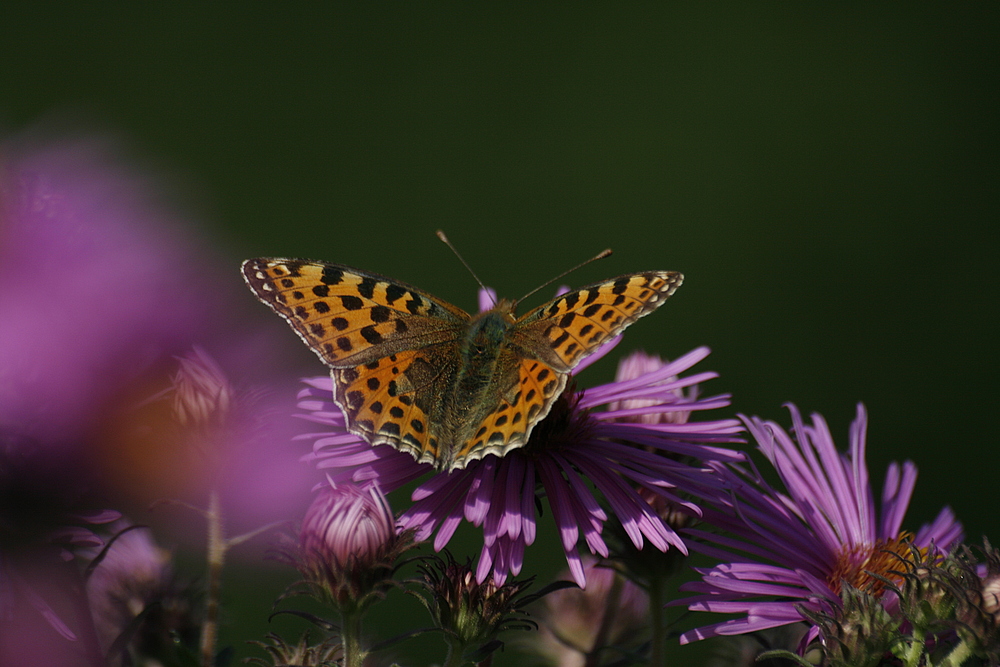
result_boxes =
[0,131,309,665]
[86,522,200,665]
[0,133,223,666]
[298,342,744,588]
[525,557,649,667]
[0,135,223,446]
[676,404,963,651]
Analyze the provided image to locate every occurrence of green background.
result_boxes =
[3,5,997,664]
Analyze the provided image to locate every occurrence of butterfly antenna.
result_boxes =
[436,230,495,305]
[515,247,613,308]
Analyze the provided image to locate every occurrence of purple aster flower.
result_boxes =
[297,323,743,587]
[675,403,963,646]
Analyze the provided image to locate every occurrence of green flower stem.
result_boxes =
[340,608,367,667]
[585,573,625,667]
[199,490,224,667]
[648,573,666,667]
[441,636,469,667]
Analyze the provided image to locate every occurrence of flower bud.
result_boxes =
[609,350,694,425]
[171,346,233,429]
[413,552,539,663]
[296,481,411,612]
[245,632,343,667]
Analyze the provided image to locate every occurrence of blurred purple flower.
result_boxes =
[86,522,199,663]
[0,135,229,446]
[155,346,313,531]
[297,340,743,587]
[675,404,963,646]
[527,556,649,666]
[0,132,310,662]
[0,431,121,665]
[0,131,314,521]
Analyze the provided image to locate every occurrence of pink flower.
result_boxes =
[297,338,743,587]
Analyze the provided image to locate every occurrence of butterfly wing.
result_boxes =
[242,258,469,368]
[447,354,567,468]
[447,271,684,470]
[332,346,458,466]
[512,271,684,371]
[243,258,472,468]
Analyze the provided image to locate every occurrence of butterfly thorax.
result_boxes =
[449,304,517,405]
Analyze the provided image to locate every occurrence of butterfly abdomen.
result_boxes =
[448,311,510,407]
[429,310,519,467]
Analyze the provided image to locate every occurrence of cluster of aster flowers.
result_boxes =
[291,338,997,665]
[297,342,745,589]
[3,127,997,667]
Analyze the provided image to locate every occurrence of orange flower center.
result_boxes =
[827,533,924,597]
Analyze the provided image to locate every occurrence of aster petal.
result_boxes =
[679,605,806,644]
[535,458,581,553]
[482,463,511,544]
[15,574,78,641]
[880,460,918,539]
[433,512,465,552]
[475,542,494,583]
[477,288,497,312]
[913,505,963,550]
[519,463,537,545]
[499,455,527,541]
[465,458,497,525]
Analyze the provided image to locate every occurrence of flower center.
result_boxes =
[827,532,922,597]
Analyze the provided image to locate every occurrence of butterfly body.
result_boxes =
[242,258,682,471]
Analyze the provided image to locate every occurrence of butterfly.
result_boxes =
[242,256,682,472]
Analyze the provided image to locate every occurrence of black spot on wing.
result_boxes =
[321,267,343,285]
[357,277,377,299]
[341,295,363,310]
[384,284,406,304]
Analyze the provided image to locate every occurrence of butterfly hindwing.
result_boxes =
[514,271,683,370]
[332,347,455,465]
[451,357,567,465]
[242,258,468,368]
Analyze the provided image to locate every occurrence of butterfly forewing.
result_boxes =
[513,271,683,371]
[242,259,469,367]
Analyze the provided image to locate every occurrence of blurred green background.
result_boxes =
[3,4,997,665]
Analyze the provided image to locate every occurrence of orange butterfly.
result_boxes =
[242,256,682,471]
